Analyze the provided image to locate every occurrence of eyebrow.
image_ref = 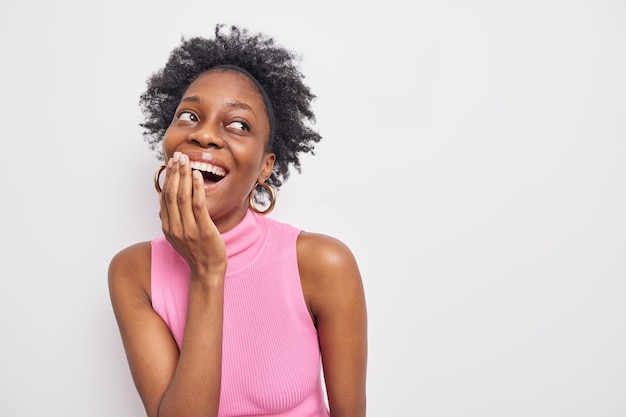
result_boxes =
[181,96,201,103]
[226,100,253,111]
[180,96,254,112]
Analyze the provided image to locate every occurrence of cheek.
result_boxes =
[237,145,268,174]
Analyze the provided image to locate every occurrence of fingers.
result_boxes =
[161,152,185,237]
[161,152,214,239]
[176,153,197,230]
[192,169,216,235]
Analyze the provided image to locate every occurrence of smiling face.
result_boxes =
[162,69,275,230]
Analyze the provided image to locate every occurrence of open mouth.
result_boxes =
[190,160,226,184]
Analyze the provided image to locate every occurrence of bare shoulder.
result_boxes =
[296,231,367,416]
[108,241,152,301]
[297,231,364,319]
[108,241,182,416]
[297,231,359,276]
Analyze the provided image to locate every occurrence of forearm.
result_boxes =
[157,274,224,417]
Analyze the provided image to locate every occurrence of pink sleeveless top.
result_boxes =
[150,209,329,417]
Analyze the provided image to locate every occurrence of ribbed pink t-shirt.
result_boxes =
[150,209,329,417]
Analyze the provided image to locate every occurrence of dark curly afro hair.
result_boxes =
[139,23,321,192]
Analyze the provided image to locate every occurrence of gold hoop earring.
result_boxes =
[154,165,166,194]
[249,182,276,215]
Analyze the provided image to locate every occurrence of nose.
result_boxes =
[188,125,225,148]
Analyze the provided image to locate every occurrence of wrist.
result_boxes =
[189,267,226,286]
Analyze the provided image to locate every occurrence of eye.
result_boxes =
[178,111,198,122]
[227,121,250,131]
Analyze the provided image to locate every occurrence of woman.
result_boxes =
[108,24,367,417]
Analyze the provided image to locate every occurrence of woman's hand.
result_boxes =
[160,151,227,278]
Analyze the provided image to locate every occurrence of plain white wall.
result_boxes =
[1,0,624,416]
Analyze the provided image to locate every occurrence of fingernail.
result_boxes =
[180,154,187,166]
[173,152,180,162]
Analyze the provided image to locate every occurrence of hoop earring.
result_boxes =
[249,182,276,215]
[154,165,166,194]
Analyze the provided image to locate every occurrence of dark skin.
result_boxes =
[108,69,367,417]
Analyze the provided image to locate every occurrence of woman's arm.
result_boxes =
[108,245,224,417]
[109,154,226,417]
[298,232,368,417]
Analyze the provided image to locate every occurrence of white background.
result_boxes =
[1,0,625,416]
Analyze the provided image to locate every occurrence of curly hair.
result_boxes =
[139,24,321,192]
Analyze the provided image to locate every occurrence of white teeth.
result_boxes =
[190,160,226,177]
